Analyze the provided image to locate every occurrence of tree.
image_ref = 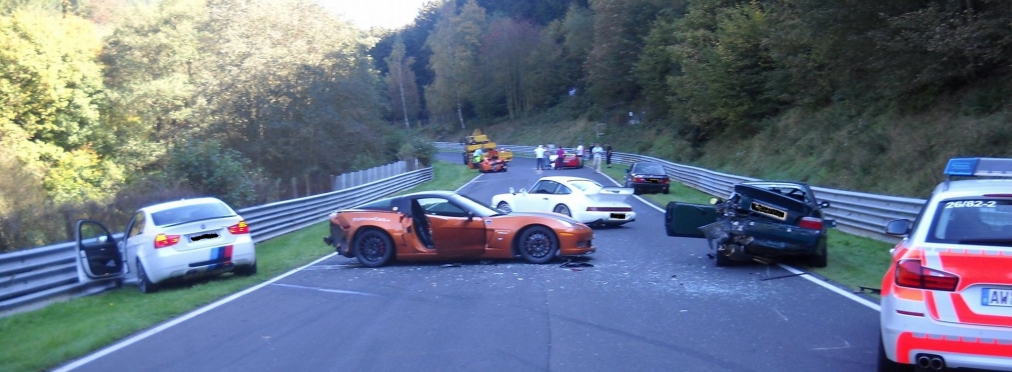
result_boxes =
[584,0,666,104]
[424,0,486,129]
[479,17,540,119]
[384,36,420,128]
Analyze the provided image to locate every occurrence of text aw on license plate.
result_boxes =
[982,288,1012,307]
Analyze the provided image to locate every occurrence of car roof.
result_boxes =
[930,178,1012,199]
[401,190,459,198]
[742,181,808,189]
[140,197,229,213]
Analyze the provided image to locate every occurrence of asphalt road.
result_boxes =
[60,154,882,372]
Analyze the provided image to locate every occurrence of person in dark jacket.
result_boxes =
[555,147,565,170]
[605,144,613,168]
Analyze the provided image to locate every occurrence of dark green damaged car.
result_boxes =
[664,181,836,267]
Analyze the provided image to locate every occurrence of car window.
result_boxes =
[633,163,665,174]
[127,212,145,238]
[555,185,572,195]
[151,202,236,227]
[568,180,602,193]
[531,181,558,194]
[356,197,396,211]
[927,198,1012,246]
[417,197,468,218]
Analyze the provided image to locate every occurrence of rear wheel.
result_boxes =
[663,186,670,194]
[553,204,571,217]
[518,226,558,264]
[808,240,828,268]
[235,260,257,276]
[354,229,394,267]
[137,259,158,294]
[496,201,512,213]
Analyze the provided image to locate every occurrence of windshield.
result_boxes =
[927,198,1012,246]
[634,163,665,174]
[451,193,501,217]
[151,202,236,227]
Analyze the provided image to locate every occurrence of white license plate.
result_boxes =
[982,288,1012,307]
[610,213,626,219]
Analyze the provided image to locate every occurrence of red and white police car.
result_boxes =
[879,158,1012,371]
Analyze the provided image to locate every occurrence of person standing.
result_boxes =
[534,145,546,170]
[555,147,565,170]
[592,143,604,172]
[472,147,483,165]
[605,144,613,168]
[576,143,585,161]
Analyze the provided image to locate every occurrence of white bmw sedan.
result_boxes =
[75,197,257,293]
[491,176,636,226]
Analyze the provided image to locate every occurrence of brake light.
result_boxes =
[662,178,670,184]
[633,177,645,182]
[798,217,823,230]
[228,220,250,234]
[895,259,959,291]
[154,233,180,249]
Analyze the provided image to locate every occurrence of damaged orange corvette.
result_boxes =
[323,191,596,267]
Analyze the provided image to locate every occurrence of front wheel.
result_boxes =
[553,204,571,217]
[354,229,394,267]
[517,226,558,264]
[496,201,512,214]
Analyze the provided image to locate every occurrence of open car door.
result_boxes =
[75,220,125,280]
[665,202,719,238]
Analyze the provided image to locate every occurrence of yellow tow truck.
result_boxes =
[463,129,513,172]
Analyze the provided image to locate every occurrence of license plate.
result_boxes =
[982,288,1012,307]
[610,213,626,219]
[648,179,658,183]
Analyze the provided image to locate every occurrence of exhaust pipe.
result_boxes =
[915,354,945,370]
[930,356,945,370]
[917,355,931,369]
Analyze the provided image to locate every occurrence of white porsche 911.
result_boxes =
[491,176,636,226]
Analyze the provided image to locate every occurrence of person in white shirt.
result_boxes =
[576,143,585,160]
[592,144,604,172]
[534,145,547,170]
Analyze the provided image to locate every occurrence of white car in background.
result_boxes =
[491,176,636,226]
[74,197,257,293]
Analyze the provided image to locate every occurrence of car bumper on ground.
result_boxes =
[881,297,1012,371]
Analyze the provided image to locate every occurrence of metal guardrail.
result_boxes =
[436,141,927,243]
[0,165,433,316]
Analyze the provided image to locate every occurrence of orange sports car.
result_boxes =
[323,191,596,267]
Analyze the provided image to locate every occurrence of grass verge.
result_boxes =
[0,161,475,372]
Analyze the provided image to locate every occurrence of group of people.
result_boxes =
[534,143,612,172]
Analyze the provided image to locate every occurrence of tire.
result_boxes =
[663,187,670,194]
[496,201,512,214]
[808,240,828,268]
[517,226,558,264]
[137,259,158,294]
[633,187,642,195]
[878,336,913,372]
[354,229,394,267]
[553,204,571,217]
[235,260,257,276]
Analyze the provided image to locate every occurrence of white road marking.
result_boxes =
[456,173,484,192]
[598,169,883,313]
[52,252,339,372]
[271,283,376,296]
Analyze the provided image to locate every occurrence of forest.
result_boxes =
[1,0,1010,251]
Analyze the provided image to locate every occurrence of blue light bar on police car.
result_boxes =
[944,157,1012,177]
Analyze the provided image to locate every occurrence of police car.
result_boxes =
[879,158,1012,371]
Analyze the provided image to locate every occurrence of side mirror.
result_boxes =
[509,187,515,194]
[467,212,475,222]
[625,168,631,173]
[819,201,831,209]
[884,219,911,235]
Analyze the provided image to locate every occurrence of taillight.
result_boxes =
[662,178,670,184]
[633,176,645,182]
[228,220,250,234]
[154,233,180,249]
[895,259,959,291]
[799,217,823,230]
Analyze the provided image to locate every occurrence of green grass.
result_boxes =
[0,160,477,372]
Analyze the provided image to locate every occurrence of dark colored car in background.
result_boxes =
[624,162,670,194]
[664,181,835,267]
